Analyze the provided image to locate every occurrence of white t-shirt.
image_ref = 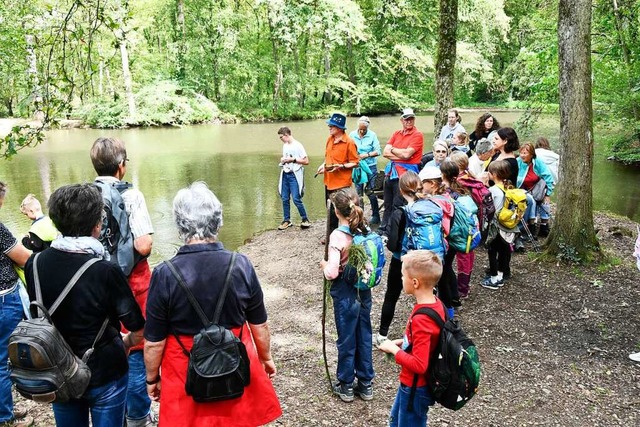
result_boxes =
[281,139,308,173]
[439,123,466,142]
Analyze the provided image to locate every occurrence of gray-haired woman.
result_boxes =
[143,182,281,427]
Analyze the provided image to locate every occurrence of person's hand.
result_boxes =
[377,339,399,354]
[147,381,161,402]
[320,259,327,270]
[543,195,551,204]
[262,358,277,379]
[317,164,325,175]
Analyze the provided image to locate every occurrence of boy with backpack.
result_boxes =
[20,194,59,252]
[378,250,445,427]
[90,137,156,427]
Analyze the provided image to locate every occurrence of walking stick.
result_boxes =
[321,198,333,391]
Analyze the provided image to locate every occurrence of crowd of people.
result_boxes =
[2,108,619,427]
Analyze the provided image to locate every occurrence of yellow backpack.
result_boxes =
[496,184,527,229]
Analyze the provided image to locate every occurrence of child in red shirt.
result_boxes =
[378,250,445,427]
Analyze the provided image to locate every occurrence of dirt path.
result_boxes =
[13,212,640,426]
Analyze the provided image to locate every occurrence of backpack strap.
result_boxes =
[33,252,108,363]
[165,253,237,327]
[33,252,101,318]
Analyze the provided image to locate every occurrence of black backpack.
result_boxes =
[409,303,481,411]
[8,254,109,403]
[165,253,251,403]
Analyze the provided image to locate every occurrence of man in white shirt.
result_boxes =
[277,127,311,230]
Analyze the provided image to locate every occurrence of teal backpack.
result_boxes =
[449,195,481,253]
[337,226,385,290]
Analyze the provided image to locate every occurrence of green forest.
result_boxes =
[0,0,638,162]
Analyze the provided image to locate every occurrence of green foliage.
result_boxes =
[0,124,45,159]
[80,81,221,128]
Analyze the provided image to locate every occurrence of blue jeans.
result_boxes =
[0,285,24,423]
[281,172,308,222]
[126,351,151,421]
[389,384,435,427]
[524,192,536,222]
[52,374,128,427]
[355,164,380,219]
[537,201,551,220]
[330,277,374,385]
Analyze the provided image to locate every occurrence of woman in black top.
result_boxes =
[0,181,31,426]
[469,112,501,152]
[25,184,144,427]
[490,127,520,187]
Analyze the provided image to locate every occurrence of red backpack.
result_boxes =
[457,176,495,241]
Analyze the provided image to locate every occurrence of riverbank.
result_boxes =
[10,210,640,425]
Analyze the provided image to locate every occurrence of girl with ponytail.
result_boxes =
[321,188,374,402]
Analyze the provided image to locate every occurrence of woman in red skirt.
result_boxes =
[143,182,281,427]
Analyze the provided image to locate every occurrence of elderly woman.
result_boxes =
[24,184,145,427]
[144,182,281,427]
[0,181,31,426]
[423,140,449,169]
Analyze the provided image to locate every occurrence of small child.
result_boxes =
[482,160,518,289]
[450,131,470,154]
[20,194,58,252]
[378,250,445,427]
[320,188,374,403]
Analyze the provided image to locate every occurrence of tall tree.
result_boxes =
[545,0,599,261]
[434,0,458,135]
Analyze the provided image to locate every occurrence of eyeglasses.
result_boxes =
[434,150,447,154]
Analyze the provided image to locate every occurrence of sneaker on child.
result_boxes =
[354,380,373,401]
[373,333,387,347]
[480,277,503,290]
[332,381,354,402]
[300,219,311,229]
[630,351,640,362]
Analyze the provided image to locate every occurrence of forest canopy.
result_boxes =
[0,0,638,162]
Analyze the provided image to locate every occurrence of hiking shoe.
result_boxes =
[369,216,380,225]
[277,221,292,230]
[300,219,311,229]
[332,381,354,402]
[354,381,373,401]
[630,351,640,362]
[481,277,502,290]
[373,333,387,347]
[484,268,511,280]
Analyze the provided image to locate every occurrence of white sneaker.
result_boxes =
[373,334,387,347]
[630,351,640,362]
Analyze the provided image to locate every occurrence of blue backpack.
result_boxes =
[337,226,385,290]
[448,195,481,254]
[402,199,446,261]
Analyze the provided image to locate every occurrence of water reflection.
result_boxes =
[0,113,637,267]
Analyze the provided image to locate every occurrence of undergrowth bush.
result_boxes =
[80,81,221,128]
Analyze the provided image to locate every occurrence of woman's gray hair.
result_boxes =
[173,181,223,243]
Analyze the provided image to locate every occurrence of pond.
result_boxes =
[1,112,638,266]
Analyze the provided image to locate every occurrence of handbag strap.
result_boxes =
[33,252,101,317]
[165,252,237,328]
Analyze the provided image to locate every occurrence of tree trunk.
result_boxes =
[545,0,599,261]
[176,0,186,80]
[120,37,136,120]
[612,0,639,120]
[25,34,44,121]
[433,0,458,138]
[322,37,332,104]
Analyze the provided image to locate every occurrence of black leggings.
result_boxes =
[378,257,402,337]
[437,248,459,308]
[488,234,512,276]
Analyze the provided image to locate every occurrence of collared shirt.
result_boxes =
[324,133,360,190]
[387,127,424,165]
[349,129,381,167]
[96,176,154,239]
